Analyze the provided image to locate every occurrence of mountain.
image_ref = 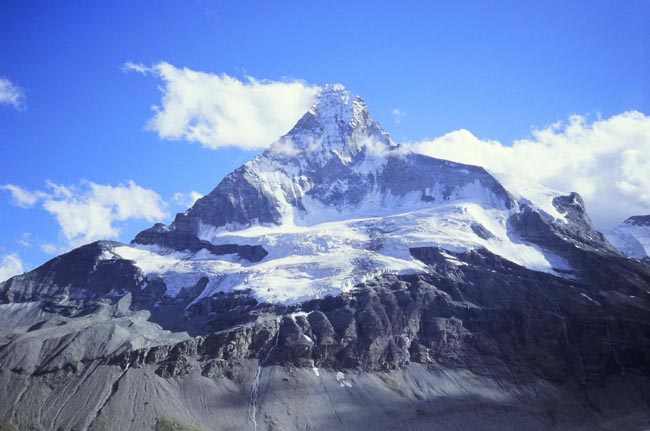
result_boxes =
[1,85,649,431]
[606,215,650,260]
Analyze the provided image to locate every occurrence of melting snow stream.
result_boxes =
[248,316,282,431]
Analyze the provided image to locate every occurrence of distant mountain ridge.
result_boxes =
[606,215,650,260]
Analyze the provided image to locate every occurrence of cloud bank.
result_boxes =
[124,62,319,150]
[0,253,24,282]
[2,180,168,247]
[172,191,203,208]
[0,77,25,110]
[413,111,650,229]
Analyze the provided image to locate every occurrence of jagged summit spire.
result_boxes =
[266,84,394,159]
[309,83,367,126]
[293,83,370,130]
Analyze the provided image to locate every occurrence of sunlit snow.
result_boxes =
[110,197,570,306]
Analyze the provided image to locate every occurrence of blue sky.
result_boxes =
[1,0,649,278]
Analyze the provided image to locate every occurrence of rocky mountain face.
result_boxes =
[1,86,649,431]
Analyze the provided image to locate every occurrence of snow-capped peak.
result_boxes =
[605,215,650,260]
[265,84,394,162]
[310,84,367,129]
[126,86,603,305]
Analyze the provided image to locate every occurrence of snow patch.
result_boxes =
[580,292,601,306]
[497,173,567,222]
[336,371,352,388]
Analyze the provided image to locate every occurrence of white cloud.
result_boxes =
[125,62,319,150]
[267,136,302,157]
[40,243,61,255]
[172,190,203,208]
[1,184,43,207]
[0,253,24,282]
[43,180,168,246]
[18,233,33,248]
[392,108,406,124]
[2,180,168,248]
[0,77,25,110]
[412,111,650,229]
[122,62,149,74]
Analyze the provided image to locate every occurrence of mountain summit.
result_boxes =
[1,85,649,430]
[266,84,396,159]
